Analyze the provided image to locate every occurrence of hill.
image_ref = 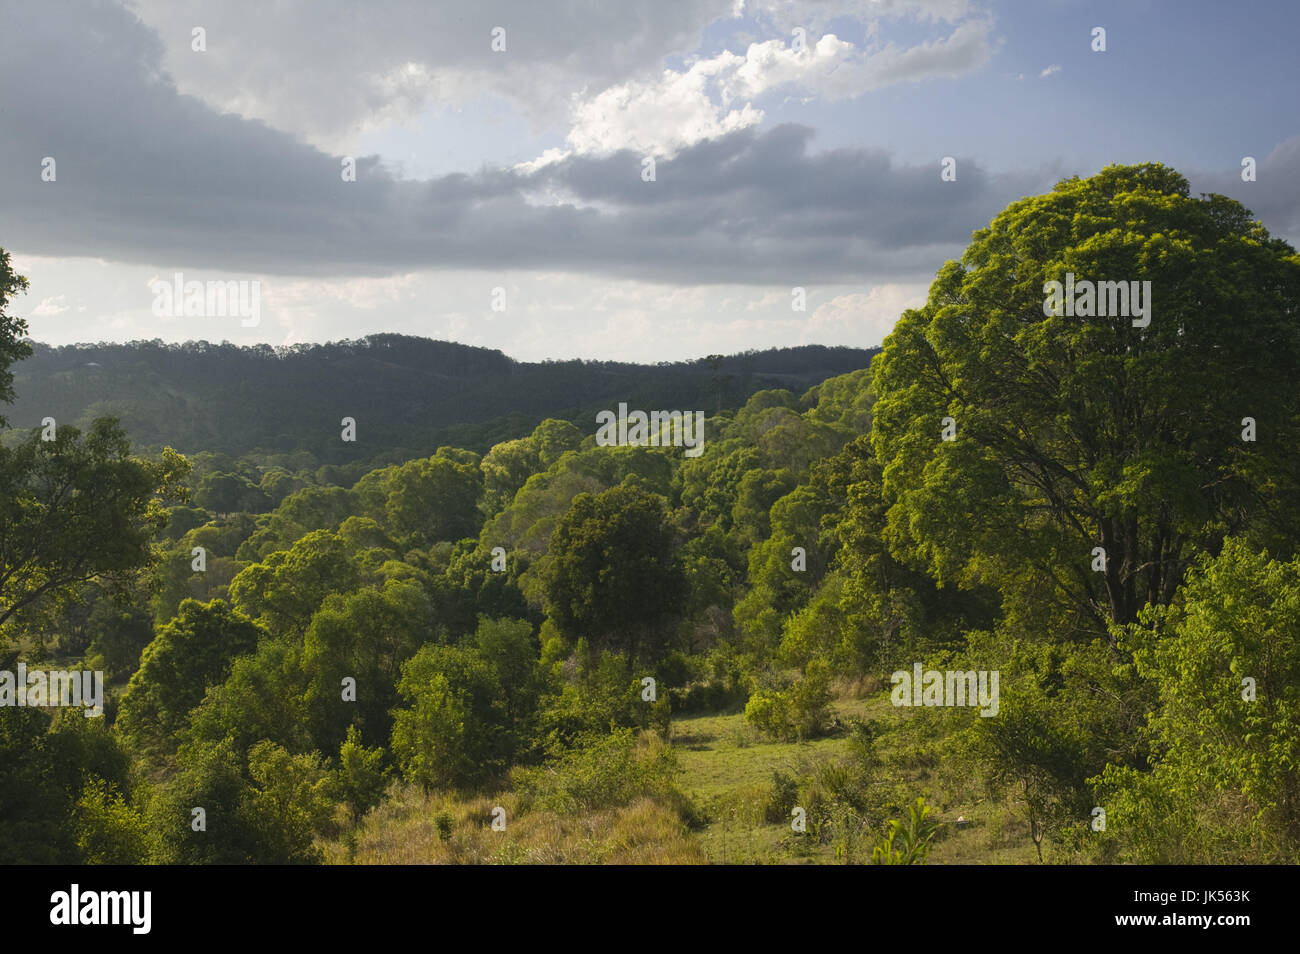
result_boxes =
[6,334,877,466]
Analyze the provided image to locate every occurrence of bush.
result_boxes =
[334,725,389,823]
[390,643,509,791]
[765,770,800,824]
[1094,539,1300,863]
[512,729,695,823]
[434,810,454,842]
[74,779,150,864]
[744,659,833,741]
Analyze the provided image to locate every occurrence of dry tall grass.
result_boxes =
[325,784,706,865]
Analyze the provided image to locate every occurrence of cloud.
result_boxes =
[565,54,766,158]
[1195,135,1300,240]
[561,20,992,157]
[0,2,1051,285]
[123,0,735,152]
[744,0,975,30]
[802,285,929,344]
[31,295,70,317]
[1039,64,1061,78]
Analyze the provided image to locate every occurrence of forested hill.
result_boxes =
[6,334,876,462]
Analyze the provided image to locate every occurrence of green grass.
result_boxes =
[670,691,1040,864]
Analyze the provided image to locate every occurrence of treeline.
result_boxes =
[5,334,876,467]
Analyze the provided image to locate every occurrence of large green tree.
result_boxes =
[543,480,687,660]
[870,164,1300,634]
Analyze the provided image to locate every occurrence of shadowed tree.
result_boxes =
[544,480,687,661]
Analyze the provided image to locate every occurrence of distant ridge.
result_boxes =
[7,333,878,465]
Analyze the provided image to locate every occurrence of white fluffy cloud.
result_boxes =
[566,54,765,157]
[561,18,991,157]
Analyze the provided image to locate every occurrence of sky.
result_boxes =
[1,0,1296,363]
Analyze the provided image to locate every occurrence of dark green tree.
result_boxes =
[544,481,687,660]
[117,599,264,752]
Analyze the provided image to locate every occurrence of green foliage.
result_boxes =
[0,708,80,863]
[84,601,154,682]
[147,738,331,864]
[237,486,357,562]
[117,599,265,753]
[382,449,484,546]
[10,336,871,463]
[744,658,833,741]
[196,471,271,514]
[513,728,690,818]
[335,725,390,823]
[1096,539,1300,862]
[535,647,652,751]
[228,529,362,638]
[870,163,1300,632]
[870,797,940,864]
[820,434,994,668]
[10,170,1300,868]
[75,778,150,864]
[0,419,191,637]
[544,480,687,661]
[734,484,836,657]
[0,247,32,425]
[242,740,335,861]
[434,809,454,842]
[183,637,312,756]
[0,705,141,864]
[391,639,513,791]
[481,436,542,514]
[962,628,1148,861]
[765,770,800,824]
[302,579,431,751]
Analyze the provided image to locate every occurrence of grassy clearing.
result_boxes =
[670,690,1039,864]
[325,690,1040,865]
[327,783,705,864]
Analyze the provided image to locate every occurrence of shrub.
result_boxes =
[870,797,940,865]
[765,770,800,824]
[744,659,833,741]
[512,729,695,823]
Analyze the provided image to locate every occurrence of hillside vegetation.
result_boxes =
[4,164,1300,865]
